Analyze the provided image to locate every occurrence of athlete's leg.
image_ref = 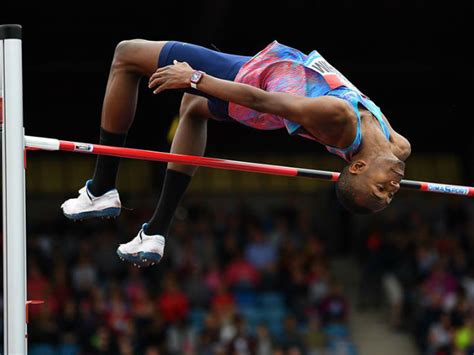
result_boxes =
[145,94,210,236]
[89,39,168,196]
[63,40,243,224]
[116,94,211,266]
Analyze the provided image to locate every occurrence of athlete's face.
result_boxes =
[354,157,405,211]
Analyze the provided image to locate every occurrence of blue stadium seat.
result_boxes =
[233,290,257,307]
[262,306,286,323]
[238,305,265,326]
[29,344,56,355]
[324,323,350,339]
[267,321,284,336]
[327,339,358,355]
[189,308,207,331]
[258,292,284,308]
[58,343,80,355]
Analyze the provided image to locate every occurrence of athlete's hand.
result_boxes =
[148,60,194,94]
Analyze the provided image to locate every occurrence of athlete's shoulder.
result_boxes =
[381,114,411,161]
[393,133,411,161]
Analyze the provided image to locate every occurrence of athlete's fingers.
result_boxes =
[151,66,169,78]
[149,70,170,87]
[148,76,167,89]
[173,60,189,65]
[148,72,164,85]
[153,82,171,94]
[149,67,170,83]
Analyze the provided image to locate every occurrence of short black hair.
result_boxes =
[335,166,374,215]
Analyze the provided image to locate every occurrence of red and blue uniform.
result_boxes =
[159,40,390,161]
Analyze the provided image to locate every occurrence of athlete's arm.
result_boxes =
[148,61,353,131]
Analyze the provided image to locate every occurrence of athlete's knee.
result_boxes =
[112,39,146,72]
[179,94,209,121]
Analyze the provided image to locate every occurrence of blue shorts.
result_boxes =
[158,41,251,121]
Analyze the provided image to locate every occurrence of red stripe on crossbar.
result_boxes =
[23,138,468,198]
[468,188,474,197]
[59,140,300,177]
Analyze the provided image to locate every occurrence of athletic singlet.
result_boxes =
[228,41,390,161]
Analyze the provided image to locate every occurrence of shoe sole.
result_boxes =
[116,249,162,268]
[63,207,121,221]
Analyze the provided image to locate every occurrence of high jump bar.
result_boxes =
[25,135,474,197]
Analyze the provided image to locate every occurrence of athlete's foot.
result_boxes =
[116,224,165,267]
[61,180,121,221]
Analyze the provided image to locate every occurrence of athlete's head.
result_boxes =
[335,156,405,214]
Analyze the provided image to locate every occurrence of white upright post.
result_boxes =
[1,24,27,355]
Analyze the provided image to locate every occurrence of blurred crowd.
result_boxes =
[1,196,356,355]
[357,198,474,355]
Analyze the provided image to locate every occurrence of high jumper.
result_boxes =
[60,39,412,267]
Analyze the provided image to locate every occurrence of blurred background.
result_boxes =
[1,2,473,354]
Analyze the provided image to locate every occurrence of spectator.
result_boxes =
[124,266,147,303]
[51,264,72,309]
[227,314,256,355]
[307,260,330,306]
[197,313,221,355]
[255,324,274,355]
[284,260,308,321]
[463,267,474,302]
[89,325,118,354]
[57,300,80,353]
[204,261,224,292]
[277,316,306,353]
[104,287,131,335]
[184,263,211,307]
[416,242,439,283]
[225,251,260,290]
[245,226,277,271]
[29,302,59,354]
[319,280,349,325]
[453,316,474,353]
[71,253,98,294]
[303,317,327,355]
[422,260,458,310]
[427,313,453,355]
[211,280,235,322]
[157,274,189,324]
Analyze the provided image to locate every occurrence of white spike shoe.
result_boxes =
[61,180,121,221]
[116,224,165,267]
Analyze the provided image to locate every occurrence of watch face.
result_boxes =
[191,71,202,83]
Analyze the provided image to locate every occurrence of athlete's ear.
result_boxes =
[348,160,367,174]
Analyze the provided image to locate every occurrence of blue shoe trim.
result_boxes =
[116,248,143,264]
[64,207,121,221]
[86,179,118,198]
[139,252,162,263]
[116,249,162,267]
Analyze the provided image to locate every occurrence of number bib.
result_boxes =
[304,50,361,93]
